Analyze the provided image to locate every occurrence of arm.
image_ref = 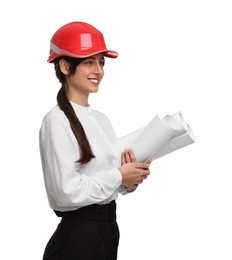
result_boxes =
[93,112,150,195]
[39,114,122,210]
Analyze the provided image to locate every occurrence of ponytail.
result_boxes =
[55,57,95,164]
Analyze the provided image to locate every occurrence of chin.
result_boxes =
[90,86,99,93]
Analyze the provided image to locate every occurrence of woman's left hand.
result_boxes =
[121,148,137,164]
[121,148,153,190]
[121,148,153,165]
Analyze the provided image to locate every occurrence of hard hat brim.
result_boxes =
[47,49,118,63]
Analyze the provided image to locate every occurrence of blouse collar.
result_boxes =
[70,101,92,114]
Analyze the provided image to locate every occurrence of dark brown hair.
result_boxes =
[54,56,95,164]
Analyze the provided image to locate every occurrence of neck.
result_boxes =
[66,88,89,107]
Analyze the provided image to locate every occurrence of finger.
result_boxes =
[143,169,150,175]
[124,149,131,163]
[137,176,144,184]
[139,169,150,176]
[146,159,152,165]
[134,162,150,169]
[128,148,137,163]
[121,152,126,165]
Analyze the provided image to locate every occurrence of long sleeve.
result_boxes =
[39,107,122,211]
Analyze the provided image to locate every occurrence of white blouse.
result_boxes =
[39,102,127,212]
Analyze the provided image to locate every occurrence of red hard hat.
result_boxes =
[47,21,118,63]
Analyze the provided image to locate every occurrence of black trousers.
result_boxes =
[43,201,119,260]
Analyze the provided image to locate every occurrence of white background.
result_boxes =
[1,0,232,259]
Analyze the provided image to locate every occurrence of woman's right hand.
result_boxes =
[118,162,150,189]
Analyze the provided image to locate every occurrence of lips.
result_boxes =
[88,78,100,84]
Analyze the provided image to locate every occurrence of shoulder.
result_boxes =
[42,105,67,123]
[40,105,70,131]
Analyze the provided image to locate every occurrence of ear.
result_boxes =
[59,59,70,75]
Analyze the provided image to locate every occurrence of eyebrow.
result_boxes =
[86,56,104,61]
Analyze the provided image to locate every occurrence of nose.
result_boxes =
[94,63,104,76]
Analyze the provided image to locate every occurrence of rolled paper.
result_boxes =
[149,124,196,161]
[118,112,196,163]
[130,115,183,163]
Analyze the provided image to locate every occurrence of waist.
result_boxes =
[54,200,117,222]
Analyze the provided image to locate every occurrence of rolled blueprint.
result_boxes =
[118,112,195,163]
[118,128,144,151]
[148,124,195,161]
[129,115,186,163]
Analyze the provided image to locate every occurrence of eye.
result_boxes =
[100,58,105,66]
[85,60,93,65]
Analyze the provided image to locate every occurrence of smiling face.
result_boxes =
[62,53,105,106]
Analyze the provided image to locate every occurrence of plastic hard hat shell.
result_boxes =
[48,22,118,63]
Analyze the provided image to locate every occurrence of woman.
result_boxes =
[39,21,151,260]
